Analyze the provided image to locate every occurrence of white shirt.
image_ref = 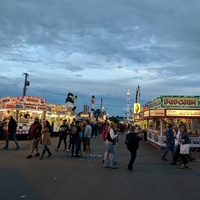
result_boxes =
[174,131,181,146]
[109,128,118,140]
[84,124,92,138]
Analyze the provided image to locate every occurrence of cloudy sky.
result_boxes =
[0,0,200,116]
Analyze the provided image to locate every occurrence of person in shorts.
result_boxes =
[26,117,42,159]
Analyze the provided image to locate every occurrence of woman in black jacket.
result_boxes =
[179,125,190,169]
[125,125,141,171]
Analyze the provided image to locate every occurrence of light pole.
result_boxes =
[23,73,30,96]
[100,98,103,117]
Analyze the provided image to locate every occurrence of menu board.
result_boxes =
[166,110,200,117]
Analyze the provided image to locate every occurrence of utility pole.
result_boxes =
[138,85,140,103]
[23,73,30,96]
[100,98,103,110]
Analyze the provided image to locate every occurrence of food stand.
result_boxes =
[0,96,46,135]
[142,96,200,149]
[46,104,75,134]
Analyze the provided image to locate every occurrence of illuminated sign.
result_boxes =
[37,106,46,111]
[16,96,46,106]
[6,104,15,109]
[25,98,39,104]
[134,103,140,114]
[150,109,165,117]
[25,105,37,110]
[166,110,200,117]
[1,97,11,103]
[144,111,149,117]
[80,113,89,117]
[11,97,17,103]
[162,97,198,108]
[15,104,24,109]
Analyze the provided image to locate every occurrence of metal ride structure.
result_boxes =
[134,85,141,118]
[135,85,140,105]
[125,89,131,119]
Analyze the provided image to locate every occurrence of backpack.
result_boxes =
[71,125,78,135]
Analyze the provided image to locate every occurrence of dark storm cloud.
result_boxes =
[0,0,200,115]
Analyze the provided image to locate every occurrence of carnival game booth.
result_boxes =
[143,96,200,150]
[0,96,46,136]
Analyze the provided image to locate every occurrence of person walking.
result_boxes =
[83,119,92,157]
[78,121,85,155]
[0,121,4,139]
[103,122,118,169]
[66,118,75,152]
[125,125,141,171]
[55,119,69,151]
[179,125,190,169]
[26,117,42,159]
[170,125,181,165]
[3,116,19,150]
[102,121,110,142]
[161,124,175,161]
[39,120,52,160]
[70,120,80,157]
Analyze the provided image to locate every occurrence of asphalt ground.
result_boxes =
[0,134,200,200]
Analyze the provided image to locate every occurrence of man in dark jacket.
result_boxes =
[26,117,42,159]
[125,125,141,171]
[3,116,19,149]
[161,124,175,161]
[70,120,80,157]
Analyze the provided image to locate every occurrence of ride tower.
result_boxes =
[126,89,131,119]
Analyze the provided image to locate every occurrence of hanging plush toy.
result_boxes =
[65,92,77,111]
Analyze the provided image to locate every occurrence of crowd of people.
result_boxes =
[161,123,194,169]
[0,116,196,171]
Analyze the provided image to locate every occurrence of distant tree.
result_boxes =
[109,116,119,124]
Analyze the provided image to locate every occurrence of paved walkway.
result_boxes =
[0,135,200,200]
